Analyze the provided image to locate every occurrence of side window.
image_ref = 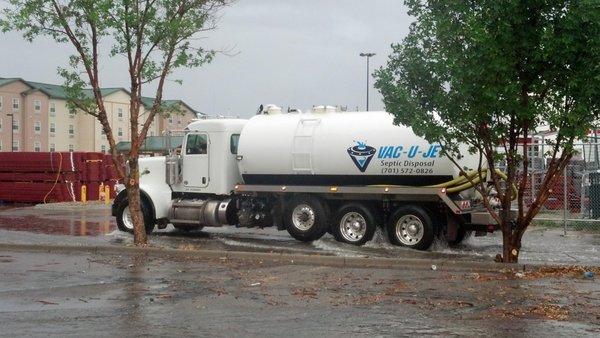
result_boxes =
[186,134,208,155]
[230,134,240,154]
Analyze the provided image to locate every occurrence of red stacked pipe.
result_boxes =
[0,152,123,203]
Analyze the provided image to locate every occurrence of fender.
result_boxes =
[112,188,159,220]
[111,157,173,220]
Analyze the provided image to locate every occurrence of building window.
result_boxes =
[0,117,2,131]
[34,142,41,152]
[69,124,74,135]
[49,103,56,116]
[12,98,19,110]
[34,121,41,134]
[0,96,3,110]
[49,143,55,152]
[117,108,123,118]
[0,140,2,151]
[12,140,19,151]
[168,117,173,124]
[118,127,123,137]
[34,100,41,112]
[50,123,56,133]
[101,145,106,153]
[68,144,74,152]
[69,108,75,118]
[12,119,19,132]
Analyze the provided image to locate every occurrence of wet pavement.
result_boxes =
[0,249,599,337]
[0,203,598,266]
[1,203,600,336]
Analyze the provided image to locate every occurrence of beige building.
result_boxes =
[0,77,200,152]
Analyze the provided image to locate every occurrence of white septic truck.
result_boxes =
[112,106,499,250]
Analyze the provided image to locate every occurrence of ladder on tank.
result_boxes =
[292,118,320,174]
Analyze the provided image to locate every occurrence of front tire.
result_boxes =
[387,205,434,250]
[331,203,377,246]
[116,200,155,235]
[284,195,329,242]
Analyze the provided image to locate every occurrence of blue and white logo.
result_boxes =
[347,141,376,172]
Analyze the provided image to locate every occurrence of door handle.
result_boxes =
[202,177,206,184]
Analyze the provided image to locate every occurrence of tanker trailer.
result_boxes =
[233,108,494,249]
[112,106,502,250]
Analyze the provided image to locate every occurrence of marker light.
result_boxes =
[441,188,447,194]
[281,186,287,191]
[234,185,239,190]
[329,186,338,192]
[384,187,390,192]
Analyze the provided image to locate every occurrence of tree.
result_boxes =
[1,0,228,245]
[375,0,600,262]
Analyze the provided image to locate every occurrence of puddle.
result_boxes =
[0,215,115,236]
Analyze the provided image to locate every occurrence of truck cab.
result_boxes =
[112,118,247,233]
[171,119,247,195]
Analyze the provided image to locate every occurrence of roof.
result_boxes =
[0,78,23,87]
[187,118,247,132]
[1,75,201,114]
[0,77,33,90]
[116,135,184,153]
[141,97,204,116]
[25,81,69,99]
[23,82,127,99]
[83,88,126,98]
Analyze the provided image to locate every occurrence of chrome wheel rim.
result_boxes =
[292,204,315,231]
[396,214,424,245]
[340,212,366,242]
[122,206,134,230]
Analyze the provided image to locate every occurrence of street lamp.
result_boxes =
[359,52,376,111]
[6,113,14,152]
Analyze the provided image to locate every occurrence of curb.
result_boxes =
[0,242,528,272]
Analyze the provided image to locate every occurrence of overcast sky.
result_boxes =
[0,0,412,118]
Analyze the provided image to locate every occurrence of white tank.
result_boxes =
[237,111,479,186]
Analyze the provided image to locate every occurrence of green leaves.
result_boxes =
[376,0,600,163]
[376,1,600,257]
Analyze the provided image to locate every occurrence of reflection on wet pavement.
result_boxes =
[0,205,117,236]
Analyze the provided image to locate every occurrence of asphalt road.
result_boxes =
[1,249,599,337]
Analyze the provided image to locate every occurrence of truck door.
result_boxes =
[182,132,209,188]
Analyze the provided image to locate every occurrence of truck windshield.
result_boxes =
[230,134,240,154]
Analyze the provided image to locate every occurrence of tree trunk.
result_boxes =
[126,157,148,245]
[500,221,521,263]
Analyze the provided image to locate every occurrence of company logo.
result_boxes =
[347,141,376,172]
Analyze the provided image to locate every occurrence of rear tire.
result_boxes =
[116,199,155,235]
[331,203,377,246]
[386,205,434,250]
[284,195,329,242]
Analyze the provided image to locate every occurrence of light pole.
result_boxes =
[360,52,376,111]
[6,113,13,152]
